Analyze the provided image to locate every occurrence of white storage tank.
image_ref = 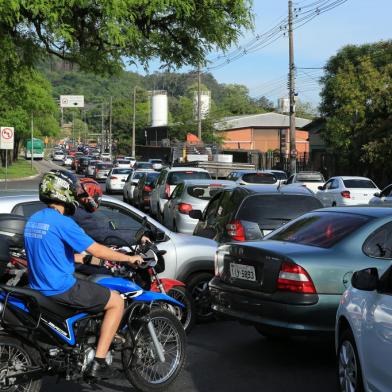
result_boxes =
[194,91,211,120]
[151,91,168,127]
[277,97,290,114]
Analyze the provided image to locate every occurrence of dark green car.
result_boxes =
[210,207,392,336]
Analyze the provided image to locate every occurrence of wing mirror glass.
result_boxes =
[189,210,203,220]
[351,268,379,291]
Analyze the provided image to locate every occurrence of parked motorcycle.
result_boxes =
[0,216,187,392]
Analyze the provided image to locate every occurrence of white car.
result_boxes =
[124,156,136,167]
[316,176,380,207]
[226,170,278,186]
[53,151,65,161]
[105,168,133,194]
[0,192,219,320]
[62,156,73,166]
[148,159,163,171]
[284,171,325,193]
[114,159,132,168]
[369,183,392,207]
[123,169,154,204]
[336,265,392,392]
[100,152,111,161]
[149,167,211,221]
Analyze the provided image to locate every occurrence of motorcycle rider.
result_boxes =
[73,178,150,246]
[24,170,143,379]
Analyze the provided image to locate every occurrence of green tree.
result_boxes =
[0,1,253,73]
[320,41,392,184]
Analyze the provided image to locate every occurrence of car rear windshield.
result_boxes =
[137,163,153,169]
[187,184,226,200]
[269,171,287,180]
[266,211,371,248]
[150,159,162,164]
[117,160,130,164]
[168,171,211,185]
[97,163,112,169]
[146,172,160,185]
[112,168,132,174]
[297,173,324,182]
[242,173,277,184]
[343,179,376,188]
[238,194,323,230]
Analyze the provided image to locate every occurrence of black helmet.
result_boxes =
[39,170,81,216]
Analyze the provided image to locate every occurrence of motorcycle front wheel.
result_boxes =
[122,308,186,392]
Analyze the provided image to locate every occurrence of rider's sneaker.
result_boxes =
[85,359,115,379]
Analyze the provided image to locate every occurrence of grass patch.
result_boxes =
[0,159,37,179]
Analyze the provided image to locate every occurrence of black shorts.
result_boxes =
[51,278,111,314]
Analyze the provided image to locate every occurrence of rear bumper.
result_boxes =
[175,213,197,234]
[209,278,338,335]
[108,182,125,190]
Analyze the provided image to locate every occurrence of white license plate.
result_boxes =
[230,263,256,281]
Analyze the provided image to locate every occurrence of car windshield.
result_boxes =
[187,184,226,200]
[343,179,377,188]
[266,211,372,248]
[242,173,276,184]
[296,173,324,182]
[112,168,132,175]
[167,171,211,185]
[145,172,160,185]
[137,162,153,169]
[238,195,322,230]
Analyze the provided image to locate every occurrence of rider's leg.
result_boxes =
[95,291,124,358]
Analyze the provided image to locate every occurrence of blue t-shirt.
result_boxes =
[24,208,95,296]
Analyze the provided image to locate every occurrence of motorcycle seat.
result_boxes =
[0,284,79,319]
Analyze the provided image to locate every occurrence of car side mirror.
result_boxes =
[318,185,324,190]
[374,192,380,197]
[132,180,138,185]
[282,180,287,185]
[351,268,379,291]
[241,220,263,241]
[189,210,203,220]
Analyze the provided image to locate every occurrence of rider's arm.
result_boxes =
[86,242,142,266]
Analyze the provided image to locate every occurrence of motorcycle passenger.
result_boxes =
[73,178,149,246]
[24,170,143,379]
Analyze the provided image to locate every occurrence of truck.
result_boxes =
[25,138,44,160]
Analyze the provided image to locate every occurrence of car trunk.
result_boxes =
[345,188,376,203]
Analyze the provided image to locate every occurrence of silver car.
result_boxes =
[226,170,278,186]
[0,192,218,320]
[123,169,155,204]
[163,179,234,234]
[85,159,102,177]
[94,162,113,182]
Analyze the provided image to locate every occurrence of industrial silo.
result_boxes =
[194,91,211,120]
[151,90,168,127]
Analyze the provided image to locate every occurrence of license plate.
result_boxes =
[230,263,256,281]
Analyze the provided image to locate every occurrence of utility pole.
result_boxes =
[101,103,105,152]
[132,86,136,158]
[109,96,113,158]
[30,113,34,170]
[288,0,297,174]
[197,65,202,141]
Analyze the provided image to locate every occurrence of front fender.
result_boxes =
[133,291,184,308]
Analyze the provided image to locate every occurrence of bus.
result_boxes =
[25,138,44,160]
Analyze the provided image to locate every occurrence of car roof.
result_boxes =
[180,179,235,187]
[238,184,315,195]
[318,207,392,218]
[331,176,375,181]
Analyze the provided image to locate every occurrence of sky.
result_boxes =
[128,0,392,108]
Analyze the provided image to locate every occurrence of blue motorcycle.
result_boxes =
[0,220,187,392]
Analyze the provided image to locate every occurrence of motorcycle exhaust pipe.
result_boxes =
[147,321,165,363]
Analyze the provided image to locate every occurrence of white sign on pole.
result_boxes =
[60,95,85,108]
[0,127,14,150]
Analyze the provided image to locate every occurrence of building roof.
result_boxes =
[214,112,312,131]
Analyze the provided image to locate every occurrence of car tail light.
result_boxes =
[164,183,170,199]
[144,185,153,192]
[110,176,118,180]
[341,190,351,199]
[226,220,245,241]
[177,203,193,214]
[277,262,316,294]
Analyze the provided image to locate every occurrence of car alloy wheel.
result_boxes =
[338,330,364,392]
[187,272,214,322]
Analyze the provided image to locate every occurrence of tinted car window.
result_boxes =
[269,171,287,180]
[117,160,130,164]
[238,195,322,230]
[296,173,324,182]
[187,185,226,200]
[343,179,376,188]
[97,163,113,170]
[241,173,276,184]
[167,171,211,185]
[217,189,243,219]
[133,172,146,180]
[267,212,371,248]
[12,202,46,218]
[145,172,160,185]
[363,222,392,259]
[112,168,133,175]
[171,183,185,199]
[136,162,153,169]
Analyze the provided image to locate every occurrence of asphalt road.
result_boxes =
[4,163,338,392]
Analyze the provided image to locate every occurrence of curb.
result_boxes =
[0,173,41,183]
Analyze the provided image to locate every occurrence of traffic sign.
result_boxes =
[60,95,84,108]
[0,127,14,150]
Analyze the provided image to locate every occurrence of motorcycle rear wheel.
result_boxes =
[0,335,42,392]
[122,308,186,392]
